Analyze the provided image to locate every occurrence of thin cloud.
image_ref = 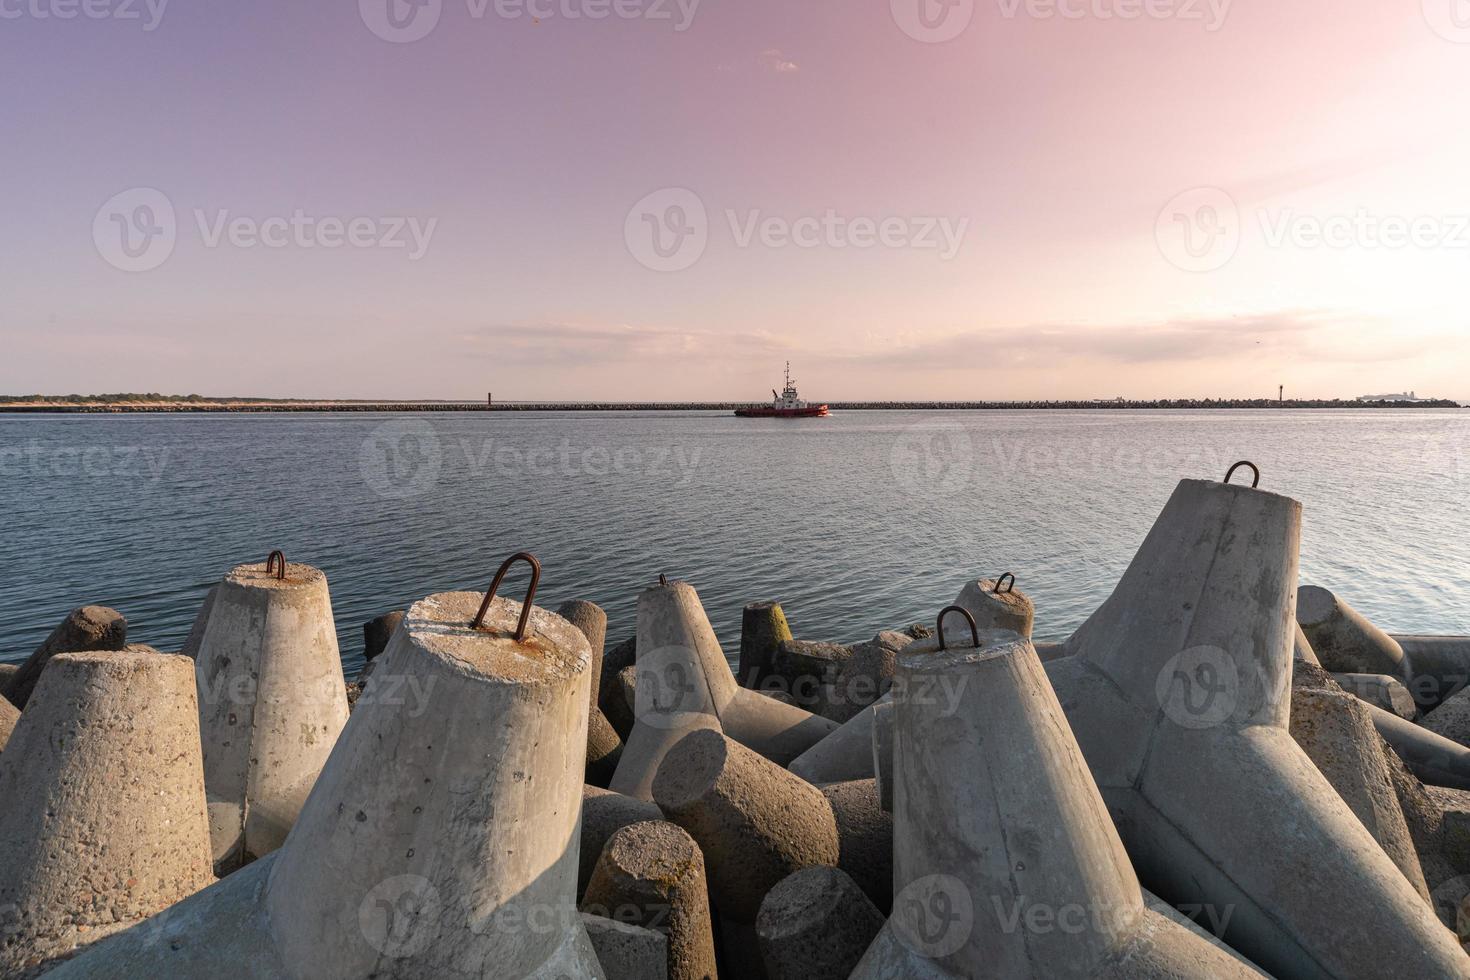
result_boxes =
[758,49,799,74]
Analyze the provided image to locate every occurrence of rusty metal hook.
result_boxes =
[265,551,287,580]
[1224,461,1260,488]
[993,573,1016,595]
[471,552,541,641]
[936,605,980,651]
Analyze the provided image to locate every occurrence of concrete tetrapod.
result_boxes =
[1395,635,1470,709]
[756,866,884,980]
[0,693,17,753]
[1043,474,1469,979]
[580,819,717,980]
[1297,585,1410,680]
[610,579,837,800]
[738,600,792,690]
[0,650,214,976]
[581,913,669,980]
[580,786,664,899]
[938,574,1034,639]
[851,631,1268,980]
[194,558,350,868]
[48,586,606,979]
[789,692,892,785]
[3,605,127,710]
[653,728,841,923]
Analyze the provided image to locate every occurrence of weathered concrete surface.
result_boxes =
[1333,671,1418,719]
[604,663,638,742]
[1293,623,1320,665]
[611,580,835,800]
[1370,703,1470,790]
[1425,686,1470,748]
[559,599,609,707]
[581,912,670,980]
[1045,477,1468,979]
[757,866,883,980]
[194,561,349,867]
[854,631,1265,980]
[0,691,17,753]
[1289,686,1430,900]
[360,609,403,662]
[871,699,895,813]
[789,693,891,786]
[653,728,840,922]
[180,586,218,659]
[821,778,893,914]
[1395,635,1470,710]
[941,576,1034,639]
[0,661,19,692]
[51,590,606,979]
[739,601,792,690]
[769,639,850,713]
[3,605,126,709]
[586,707,626,788]
[0,650,213,975]
[1297,584,1408,680]
[580,786,664,900]
[601,636,637,715]
[824,631,913,723]
[581,820,717,980]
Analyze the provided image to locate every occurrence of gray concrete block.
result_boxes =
[3,605,126,710]
[582,912,669,980]
[757,866,883,980]
[581,785,664,900]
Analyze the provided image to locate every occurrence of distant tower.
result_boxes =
[488,392,493,407]
[1279,385,1284,403]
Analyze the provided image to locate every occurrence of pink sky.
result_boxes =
[2,0,1467,400]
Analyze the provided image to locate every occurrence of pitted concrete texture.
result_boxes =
[824,631,914,723]
[54,591,605,979]
[611,581,835,801]
[1369,703,1470,791]
[756,866,883,980]
[581,819,716,980]
[559,599,610,707]
[0,649,213,976]
[739,601,792,689]
[769,639,850,712]
[941,577,1035,639]
[582,912,670,980]
[195,560,349,865]
[1289,686,1430,900]
[1395,635,1470,711]
[0,692,17,753]
[605,664,639,741]
[601,636,637,712]
[1333,671,1418,719]
[820,779,892,914]
[1298,585,1408,680]
[653,728,840,922]
[1425,686,1470,748]
[3,605,127,710]
[789,694,891,785]
[1293,623,1321,665]
[1045,478,1468,979]
[581,786,665,900]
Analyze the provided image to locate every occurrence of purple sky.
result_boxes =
[2,0,1468,400]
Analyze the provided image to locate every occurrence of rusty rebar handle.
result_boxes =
[1224,461,1260,488]
[471,552,542,641]
[265,551,286,580]
[993,572,1016,595]
[936,605,980,651]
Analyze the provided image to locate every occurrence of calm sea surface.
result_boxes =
[2,409,1467,674]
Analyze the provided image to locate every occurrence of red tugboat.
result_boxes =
[734,362,829,418]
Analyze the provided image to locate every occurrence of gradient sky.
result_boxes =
[2,0,1468,400]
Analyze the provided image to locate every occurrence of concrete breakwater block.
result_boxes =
[610,579,837,800]
[757,866,884,980]
[0,692,17,753]
[1289,686,1430,900]
[1332,671,1419,719]
[824,631,913,724]
[49,585,606,979]
[1297,584,1408,680]
[653,728,841,923]
[940,574,1034,640]
[852,630,1268,980]
[3,605,127,710]
[870,699,896,813]
[738,600,792,690]
[193,558,350,868]
[0,649,214,975]
[769,639,851,713]
[1424,685,1470,748]
[1395,635,1470,709]
[581,913,669,980]
[558,600,625,786]
[1044,474,1470,978]
[581,819,717,980]
[1370,702,1470,791]
[789,693,892,785]
[580,786,665,900]
[820,778,893,914]
[360,609,404,662]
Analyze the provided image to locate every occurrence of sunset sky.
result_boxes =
[2,0,1468,400]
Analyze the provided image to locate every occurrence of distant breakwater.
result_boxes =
[0,398,1460,413]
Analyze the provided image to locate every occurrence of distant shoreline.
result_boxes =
[0,398,1461,413]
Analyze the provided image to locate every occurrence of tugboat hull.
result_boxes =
[733,404,830,418]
